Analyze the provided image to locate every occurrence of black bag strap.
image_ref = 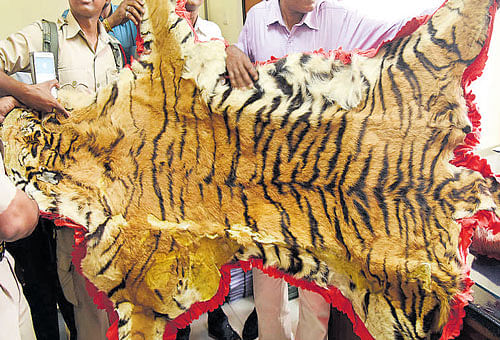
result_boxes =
[109,40,125,70]
[41,19,59,80]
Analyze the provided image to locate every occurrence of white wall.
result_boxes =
[205,0,243,44]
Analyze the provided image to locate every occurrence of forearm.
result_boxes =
[0,172,39,242]
[0,189,39,242]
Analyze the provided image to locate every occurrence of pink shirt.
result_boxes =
[236,0,412,62]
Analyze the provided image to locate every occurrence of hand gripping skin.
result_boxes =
[1,0,499,339]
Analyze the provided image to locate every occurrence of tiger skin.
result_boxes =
[1,0,500,339]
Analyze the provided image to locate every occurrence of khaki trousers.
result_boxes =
[0,251,37,340]
[56,228,109,340]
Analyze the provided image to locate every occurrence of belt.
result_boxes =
[0,241,5,261]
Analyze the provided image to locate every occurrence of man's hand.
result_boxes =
[19,80,69,117]
[0,96,20,123]
[108,0,145,27]
[226,45,259,89]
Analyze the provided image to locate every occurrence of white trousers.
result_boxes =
[0,251,37,340]
[253,268,330,340]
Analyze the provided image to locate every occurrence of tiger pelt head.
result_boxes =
[1,0,499,339]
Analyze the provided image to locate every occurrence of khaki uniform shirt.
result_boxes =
[0,10,121,94]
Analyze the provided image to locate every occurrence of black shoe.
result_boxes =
[208,307,241,340]
[241,308,258,340]
[176,325,191,340]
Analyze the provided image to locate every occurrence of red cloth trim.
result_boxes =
[135,22,145,58]
[255,47,353,67]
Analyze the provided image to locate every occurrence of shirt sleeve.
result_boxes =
[340,4,441,52]
[235,8,256,62]
[0,153,16,215]
[0,22,44,75]
[341,10,407,51]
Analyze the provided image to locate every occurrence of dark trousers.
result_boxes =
[7,218,77,340]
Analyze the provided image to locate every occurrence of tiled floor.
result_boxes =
[189,297,299,340]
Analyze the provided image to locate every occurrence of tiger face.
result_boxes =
[1,0,499,339]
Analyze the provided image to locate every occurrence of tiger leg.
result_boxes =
[115,301,168,340]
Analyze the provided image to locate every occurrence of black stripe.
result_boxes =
[240,185,258,232]
[181,32,192,44]
[338,154,352,224]
[222,107,232,144]
[236,91,264,122]
[327,114,347,177]
[151,63,170,220]
[154,289,164,302]
[306,122,331,187]
[280,88,304,128]
[179,187,185,219]
[97,241,125,275]
[305,197,324,248]
[317,188,332,224]
[353,200,375,235]
[100,83,119,117]
[225,127,241,187]
[179,115,187,160]
[86,217,111,246]
[375,145,390,235]
[413,36,449,77]
[333,209,351,260]
[253,97,280,153]
[217,87,233,109]
[271,146,284,194]
[100,229,123,256]
[348,149,372,207]
[396,37,423,108]
[132,232,161,286]
[387,65,405,128]
[286,110,312,161]
[427,132,450,192]
[169,17,183,31]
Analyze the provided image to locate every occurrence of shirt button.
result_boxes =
[72,81,77,86]
[97,83,100,89]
